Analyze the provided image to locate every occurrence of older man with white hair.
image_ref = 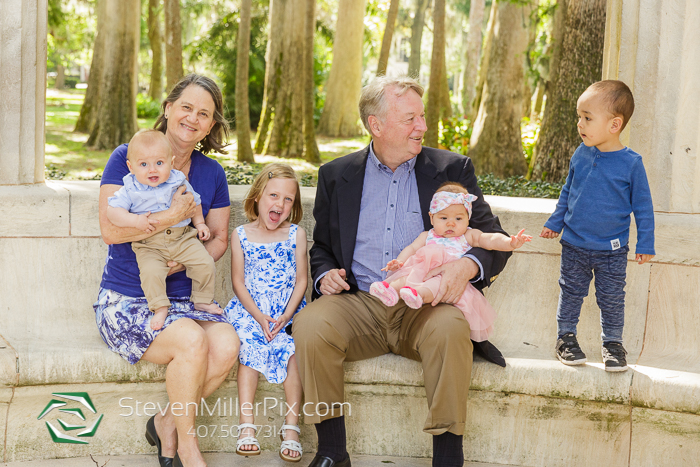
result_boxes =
[293,76,511,467]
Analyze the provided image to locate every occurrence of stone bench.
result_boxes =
[1,181,698,466]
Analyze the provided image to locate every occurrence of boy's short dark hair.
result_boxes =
[587,80,635,131]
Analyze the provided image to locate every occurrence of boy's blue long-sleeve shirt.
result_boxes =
[545,144,655,255]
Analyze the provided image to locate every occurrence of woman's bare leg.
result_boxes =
[197,321,240,398]
[281,355,302,458]
[141,318,209,466]
[236,363,260,452]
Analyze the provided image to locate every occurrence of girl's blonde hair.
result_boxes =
[244,163,303,224]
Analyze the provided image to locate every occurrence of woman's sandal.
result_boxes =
[370,281,399,306]
[400,287,423,309]
[279,423,303,462]
[235,423,261,456]
[145,414,174,467]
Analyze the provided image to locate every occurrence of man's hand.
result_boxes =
[319,268,350,295]
[540,227,559,239]
[170,185,197,220]
[135,212,159,233]
[636,254,654,265]
[424,257,478,306]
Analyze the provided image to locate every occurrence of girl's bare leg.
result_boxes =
[281,355,302,458]
[237,363,260,452]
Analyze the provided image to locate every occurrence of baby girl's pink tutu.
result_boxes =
[386,243,496,341]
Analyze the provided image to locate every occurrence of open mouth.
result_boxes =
[269,210,282,223]
[148,176,160,183]
[180,123,196,132]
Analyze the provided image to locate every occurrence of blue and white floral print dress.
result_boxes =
[224,224,305,383]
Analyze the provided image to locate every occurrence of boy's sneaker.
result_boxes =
[602,342,628,372]
[555,333,587,365]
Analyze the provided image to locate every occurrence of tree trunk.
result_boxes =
[74,0,107,133]
[468,0,537,177]
[86,0,140,150]
[441,59,452,119]
[164,0,183,93]
[424,0,445,148]
[317,0,366,137]
[55,65,65,89]
[236,0,255,162]
[376,0,400,76]
[471,2,495,121]
[303,0,321,162]
[408,0,429,78]
[263,0,306,157]
[148,0,164,101]
[254,0,284,154]
[531,0,606,182]
[461,0,485,119]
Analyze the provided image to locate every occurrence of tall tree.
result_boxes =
[408,0,429,78]
[147,0,164,101]
[424,0,445,148]
[236,0,255,162]
[164,0,183,92]
[531,0,605,182]
[86,0,140,150]
[461,0,485,119]
[471,3,496,120]
[303,0,321,162]
[376,0,400,76]
[317,0,366,137]
[468,0,537,177]
[75,0,107,133]
[254,0,284,154]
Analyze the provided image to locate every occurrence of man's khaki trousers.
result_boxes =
[292,291,473,436]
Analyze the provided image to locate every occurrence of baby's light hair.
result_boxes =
[585,80,635,131]
[127,129,172,161]
[244,163,303,224]
[435,181,468,195]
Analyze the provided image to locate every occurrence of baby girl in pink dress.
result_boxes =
[370,182,532,341]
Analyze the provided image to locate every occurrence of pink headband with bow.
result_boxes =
[429,191,478,218]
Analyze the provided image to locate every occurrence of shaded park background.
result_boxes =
[46,0,607,198]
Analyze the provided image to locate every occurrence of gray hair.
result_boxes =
[359,76,425,135]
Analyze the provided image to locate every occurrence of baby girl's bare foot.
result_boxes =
[150,307,168,330]
[194,302,224,315]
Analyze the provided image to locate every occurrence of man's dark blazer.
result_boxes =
[310,145,512,300]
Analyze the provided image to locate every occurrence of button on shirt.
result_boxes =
[351,145,425,292]
[107,169,201,228]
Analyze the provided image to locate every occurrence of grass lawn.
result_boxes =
[45,88,368,185]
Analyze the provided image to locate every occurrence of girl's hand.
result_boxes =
[195,223,210,241]
[540,227,559,239]
[254,313,277,341]
[636,253,654,265]
[269,312,292,339]
[510,229,533,249]
[381,259,403,272]
[136,213,159,233]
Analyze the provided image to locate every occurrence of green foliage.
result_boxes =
[136,94,162,119]
[477,173,563,199]
[224,163,316,187]
[47,0,94,72]
[438,116,472,155]
[45,164,67,180]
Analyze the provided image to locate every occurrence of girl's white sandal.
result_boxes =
[279,423,303,462]
[235,423,261,456]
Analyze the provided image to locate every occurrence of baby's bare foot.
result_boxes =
[151,308,168,330]
[194,302,224,315]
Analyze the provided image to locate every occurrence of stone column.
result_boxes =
[603,0,700,214]
[0,0,47,185]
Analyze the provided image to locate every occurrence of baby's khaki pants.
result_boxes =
[131,226,215,311]
[292,291,473,436]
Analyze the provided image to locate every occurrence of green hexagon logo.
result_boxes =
[37,392,104,444]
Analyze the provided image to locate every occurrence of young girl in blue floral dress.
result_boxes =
[224,163,307,462]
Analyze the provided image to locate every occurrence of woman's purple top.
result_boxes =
[99,143,230,298]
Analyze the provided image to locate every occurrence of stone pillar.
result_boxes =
[603,0,700,214]
[0,0,47,185]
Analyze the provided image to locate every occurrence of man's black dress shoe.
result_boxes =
[472,339,506,367]
[145,415,174,467]
[307,454,351,467]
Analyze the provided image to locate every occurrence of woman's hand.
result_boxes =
[269,312,292,340]
[381,259,403,272]
[170,185,197,221]
[254,312,277,341]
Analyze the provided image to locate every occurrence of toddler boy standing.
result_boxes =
[541,80,655,372]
